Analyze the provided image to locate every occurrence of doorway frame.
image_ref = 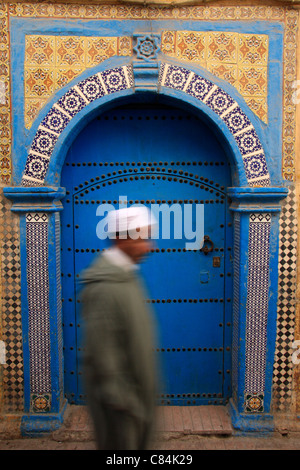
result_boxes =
[4,54,288,434]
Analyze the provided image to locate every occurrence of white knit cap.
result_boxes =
[107,206,156,238]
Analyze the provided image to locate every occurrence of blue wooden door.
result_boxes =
[61,103,233,405]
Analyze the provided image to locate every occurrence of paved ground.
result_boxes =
[0,405,300,450]
[0,432,300,450]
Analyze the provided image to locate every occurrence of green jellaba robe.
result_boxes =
[80,253,157,450]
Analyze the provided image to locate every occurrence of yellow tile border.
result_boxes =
[23,34,132,128]
[23,30,269,127]
[161,31,269,123]
[0,4,12,185]
[5,3,287,20]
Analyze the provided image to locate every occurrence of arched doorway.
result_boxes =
[4,57,288,433]
[60,99,233,406]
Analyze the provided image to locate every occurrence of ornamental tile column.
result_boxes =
[228,187,287,431]
[3,186,66,435]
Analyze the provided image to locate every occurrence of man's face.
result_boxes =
[116,226,154,263]
[123,237,153,263]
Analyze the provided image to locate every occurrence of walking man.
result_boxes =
[80,206,158,450]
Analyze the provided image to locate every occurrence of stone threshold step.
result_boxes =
[52,405,233,442]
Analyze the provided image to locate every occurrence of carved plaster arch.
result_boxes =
[20,59,270,189]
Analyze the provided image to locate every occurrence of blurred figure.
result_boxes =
[80,207,158,450]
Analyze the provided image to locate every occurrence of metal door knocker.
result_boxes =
[200,235,214,255]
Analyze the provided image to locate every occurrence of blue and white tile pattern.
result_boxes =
[21,65,134,186]
[21,61,269,187]
[26,212,52,403]
[159,63,270,187]
[244,212,271,412]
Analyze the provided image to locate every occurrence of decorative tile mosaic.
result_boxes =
[25,30,270,125]
[160,62,270,187]
[0,194,23,412]
[0,4,295,182]
[75,75,106,102]
[56,88,87,118]
[6,3,285,20]
[161,31,269,123]
[185,74,215,101]
[243,153,269,181]
[245,393,264,413]
[232,212,240,404]
[21,64,134,186]
[234,129,263,156]
[223,106,252,134]
[26,212,51,406]
[0,3,298,182]
[41,106,72,135]
[282,10,298,181]
[24,153,51,183]
[273,186,298,411]
[31,129,59,157]
[55,212,64,400]
[0,4,12,184]
[24,35,132,128]
[31,393,51,413]
[206,87,236,117]
[22,59,270,187]
[101,66,130,94]
[244,212,271,412]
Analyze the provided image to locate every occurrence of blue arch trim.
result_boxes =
[20,57,270,188]
[21,60,134,187]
